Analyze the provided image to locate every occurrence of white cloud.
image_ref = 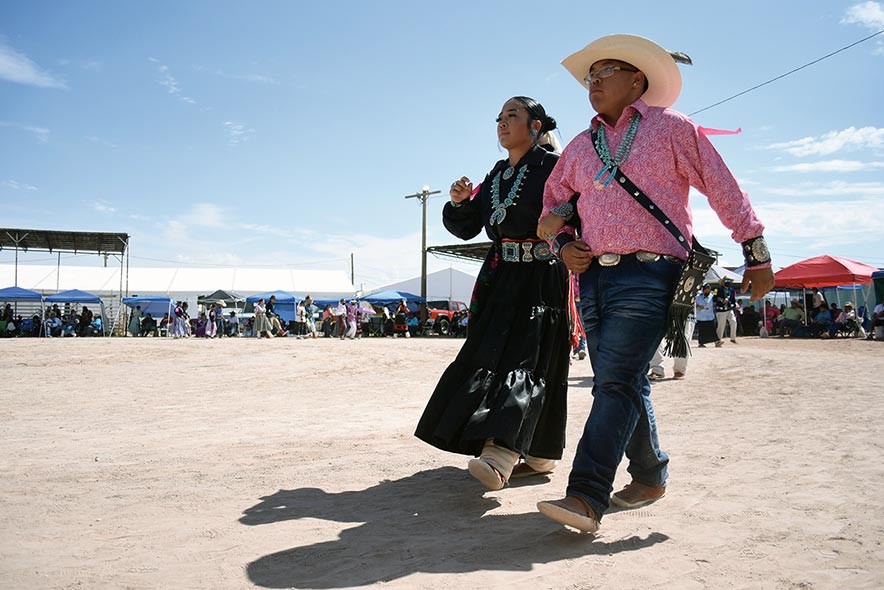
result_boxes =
[842,2,884,28]
[85,199,117,214]
[0,121,50,142]
[769,160,884,172]
[223,121,255,147]
[5,180,38,191]
[86,136,118,149]
[765,127,884,156]
[0,41,67,89]
[754,199,884,250]
[764,181,884,197]
[150,58,197,104]
[216,70,278,84]
[181,203,228,227]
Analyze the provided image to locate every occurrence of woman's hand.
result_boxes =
[536,214,566,241]
[449,177,473,204]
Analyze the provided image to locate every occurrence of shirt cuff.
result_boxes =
[741,236,771,268]
[550,228,576,257]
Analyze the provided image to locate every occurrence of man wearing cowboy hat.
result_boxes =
[714,277,739,343]
[535,34,775,533]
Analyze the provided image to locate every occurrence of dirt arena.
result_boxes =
[1,335,882,589]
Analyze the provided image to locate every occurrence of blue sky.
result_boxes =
[2,0,883,291]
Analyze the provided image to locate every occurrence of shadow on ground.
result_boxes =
[240,467,668,588]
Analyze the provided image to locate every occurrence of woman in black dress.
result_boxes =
[415,96,572,490]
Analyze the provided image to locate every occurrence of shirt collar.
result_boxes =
[590,98,650,131]
[492,144,552,174]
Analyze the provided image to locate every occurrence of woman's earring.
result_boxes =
[529,129,537,139]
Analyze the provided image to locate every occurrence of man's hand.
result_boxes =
[561,241,593,274]
[537,214,566,241]
[741,266,775,302]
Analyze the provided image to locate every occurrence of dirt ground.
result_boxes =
[1,334,883,590]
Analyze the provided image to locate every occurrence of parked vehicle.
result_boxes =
[424,300,468,336]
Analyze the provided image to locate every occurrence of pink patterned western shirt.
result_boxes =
[543,99,767,264]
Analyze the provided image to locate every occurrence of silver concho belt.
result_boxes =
[597,251,682,266]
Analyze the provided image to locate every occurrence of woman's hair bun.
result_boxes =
[544,116,557,133]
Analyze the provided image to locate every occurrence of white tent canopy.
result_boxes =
[374,268,478,304]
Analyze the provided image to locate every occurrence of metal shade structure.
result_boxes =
[427,242,492,263]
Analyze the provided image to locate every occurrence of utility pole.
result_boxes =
[404,185,440,323]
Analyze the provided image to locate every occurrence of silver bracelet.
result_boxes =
[550,202,574,220]
[450,200,463,208]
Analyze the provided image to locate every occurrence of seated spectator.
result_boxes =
[266,295,288,337]
[141,313,159,337]
[43,312,62,337]
[194,312,207,337]
[779,299,806,337]
[825,302,858,338]
[226,311,239,336]
[78,306,94,336]
[870,296,884,340]
[810,305,832,337]
[89,315,103,336]
[406,313,420,337]
[740,304,761,336]
[762,301,781,336]
[159,312,170,335]
[62,311,79,337]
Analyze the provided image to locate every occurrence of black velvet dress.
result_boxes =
[414,145,571,460]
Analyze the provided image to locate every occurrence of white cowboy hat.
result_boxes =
[561,34,685,108]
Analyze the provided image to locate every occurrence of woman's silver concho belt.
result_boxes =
[500,240,555,263]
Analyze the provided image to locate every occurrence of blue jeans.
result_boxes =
[568,255,680,520]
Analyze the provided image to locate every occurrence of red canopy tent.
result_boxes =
[774,255,877,288]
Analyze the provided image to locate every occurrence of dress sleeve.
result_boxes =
[541,142,580,218]
[442,179,486,240]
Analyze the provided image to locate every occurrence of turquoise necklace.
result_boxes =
[490,164,528,225]
[593,112,642,189]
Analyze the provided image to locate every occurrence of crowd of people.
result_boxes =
[700,282,880,341]
[129,295,460,340]
[0,303,103,337]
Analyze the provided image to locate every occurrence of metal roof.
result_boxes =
[1,228,129,255]
[427,242,492,262]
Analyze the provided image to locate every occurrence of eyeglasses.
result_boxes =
[584,65,638,85]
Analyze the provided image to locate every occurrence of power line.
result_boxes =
[689,29,884,117]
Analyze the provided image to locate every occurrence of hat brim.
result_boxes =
[561,34,682,108]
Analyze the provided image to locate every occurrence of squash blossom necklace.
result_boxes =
[490,164,529,225]
[593,112,642,189]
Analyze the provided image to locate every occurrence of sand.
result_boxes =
[1,334,883,589]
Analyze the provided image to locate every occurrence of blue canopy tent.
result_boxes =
[122,296,174,336]
[45,289,108,336]
[360,290,425,314]
[0,285,45,336]
[245,290,302,323]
